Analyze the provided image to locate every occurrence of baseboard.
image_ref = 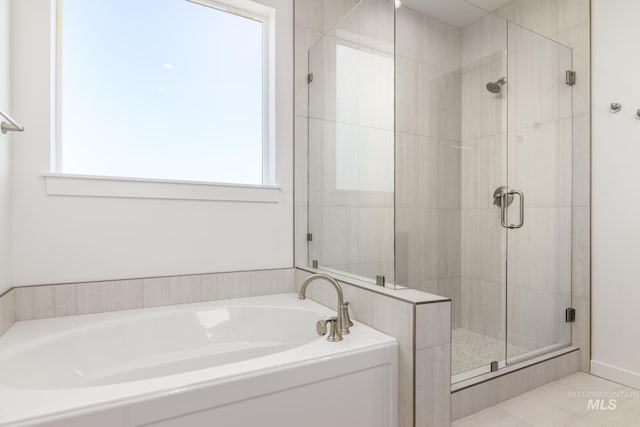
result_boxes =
[591,360,640,390]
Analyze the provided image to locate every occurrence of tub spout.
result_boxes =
[298,274,351,335]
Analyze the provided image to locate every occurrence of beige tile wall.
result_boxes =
[415,302,452,427]
[459,12,508,343]
[393,6,463,331]
[0,268,295,328]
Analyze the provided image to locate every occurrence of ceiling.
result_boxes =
[465,0,513,13]
[399,0,511,28]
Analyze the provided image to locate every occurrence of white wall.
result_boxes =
[10,0,293,286]
[0,0,11,294]
[592,0,640,389]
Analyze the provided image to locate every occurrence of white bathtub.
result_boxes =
[0,293,397,427]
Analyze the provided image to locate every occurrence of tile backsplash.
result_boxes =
[0,268,295,335]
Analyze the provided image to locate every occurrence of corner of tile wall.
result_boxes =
[572,296,590,372]
[295,268,417,427]
[295,267,454,427]
[415,301,452,427]
[0,289,14,338]
[7,268,297,323]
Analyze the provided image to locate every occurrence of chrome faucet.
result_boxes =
[298,274,353,338]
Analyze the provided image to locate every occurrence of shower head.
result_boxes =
[486,77,507,94]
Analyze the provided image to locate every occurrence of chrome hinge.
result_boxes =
[566,307,576,323]
[376,275,386,287]
[490,361,499,372]
[566,70,576,86]
[307,233,313,242]
[307,72,314,83]
[312,259,318,269]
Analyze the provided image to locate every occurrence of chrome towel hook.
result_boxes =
[0,109,24,134]
[610,103,622,113]
[636,109,640,119]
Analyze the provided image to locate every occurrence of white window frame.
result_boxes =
[48,0,280,202]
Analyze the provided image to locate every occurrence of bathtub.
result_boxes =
[0,293,397,427]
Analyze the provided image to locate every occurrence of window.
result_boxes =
[57,0,269,185]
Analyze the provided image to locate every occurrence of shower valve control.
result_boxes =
[493,186,514,208]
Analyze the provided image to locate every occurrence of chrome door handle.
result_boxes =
[504,189,524,229]
[497,187,524,229]
[500,192,509,228]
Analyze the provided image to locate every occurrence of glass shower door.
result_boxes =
[505,22,573,364]
[454,11,510,381]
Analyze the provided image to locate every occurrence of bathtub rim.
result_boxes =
[0,293,398,426]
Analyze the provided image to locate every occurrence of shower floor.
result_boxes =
[452,328,528,376]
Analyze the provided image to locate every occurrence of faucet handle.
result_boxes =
[316,317,342,342]
[316,318,329,336]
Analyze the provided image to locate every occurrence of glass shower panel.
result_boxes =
[307,0,396,286]
[505,22,573,364]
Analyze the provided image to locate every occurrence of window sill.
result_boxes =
[43,173,282,203]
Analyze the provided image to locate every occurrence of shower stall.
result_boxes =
[306,0,574,383]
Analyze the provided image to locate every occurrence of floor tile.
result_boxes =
[569,406,640,426]
[453,407,532,426]
[453,373,640,427]
[560,372,631,392]
[497,382,588,426]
